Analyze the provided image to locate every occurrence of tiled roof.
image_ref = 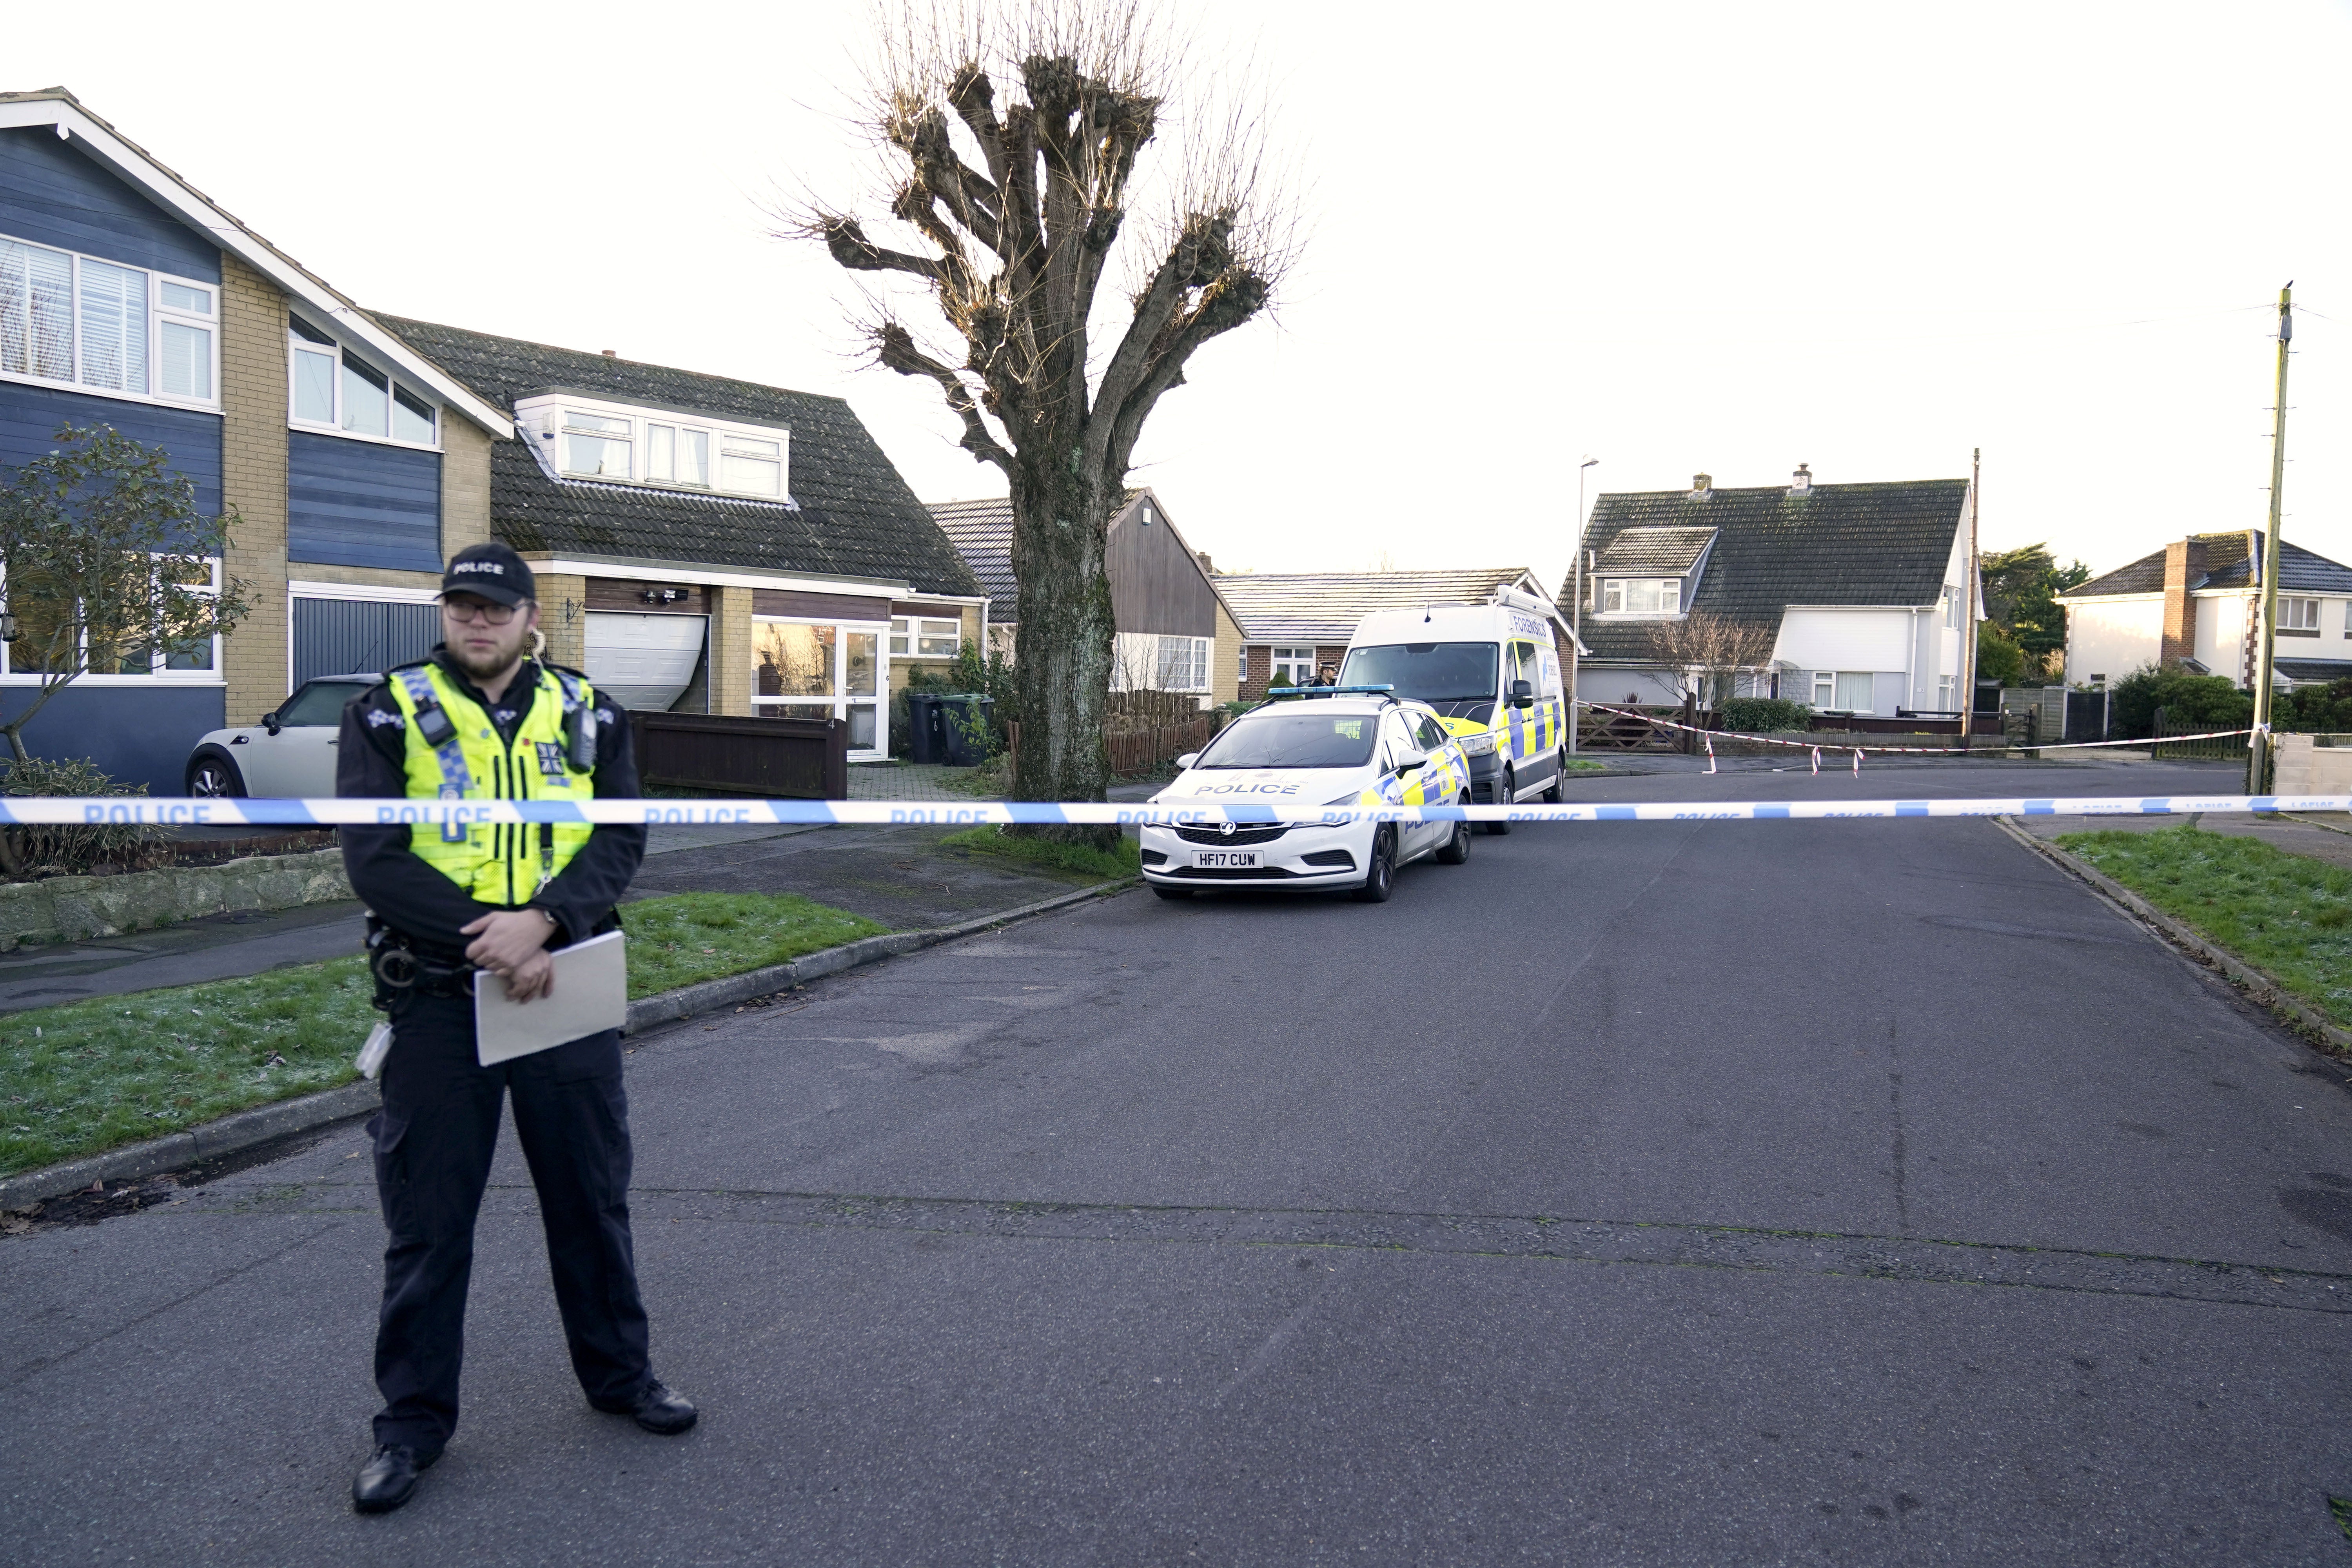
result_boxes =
[1211,569,1547,644]
[1563,479,1969,664]
[2278,658,2352,682]
[2064,533,2352,600]
[376,315,982,597]
[1591,526,1717,576]
[927,497,1018,606]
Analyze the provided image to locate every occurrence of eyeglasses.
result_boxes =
[443,597,519,626]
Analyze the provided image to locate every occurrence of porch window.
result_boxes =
[755,619,883,753]
[890,616,961,657]
[1269,645,1314,686]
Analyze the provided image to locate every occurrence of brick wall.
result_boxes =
[441,418,492,555]
[218,253,289,721]
[710,586,755,715]
[533,571,588,669]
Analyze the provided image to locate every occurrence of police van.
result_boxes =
[1337,587,1585,832]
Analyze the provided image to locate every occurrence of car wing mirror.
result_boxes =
[260,712,282,736]
[1174,752,1200,770]
[1396,757,1426,772]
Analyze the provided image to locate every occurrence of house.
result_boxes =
[1564,469,1975,714]
[2056,531,2352,691]
[382,318,984,760]
[0,88,982,783]
[1212,569,1559,701]
[1,88,511,790]
[929,490,1241,707]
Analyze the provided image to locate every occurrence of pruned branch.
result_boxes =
[874,321,1014,475]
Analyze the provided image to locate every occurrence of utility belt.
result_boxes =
[365,916,477,1005]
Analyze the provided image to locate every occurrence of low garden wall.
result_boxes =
[0,848,350,951]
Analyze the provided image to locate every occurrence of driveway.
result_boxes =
[3,759,2347,1564]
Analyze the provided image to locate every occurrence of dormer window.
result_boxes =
[516,392,791,501]
[563,411,633,479]
[1600,578,1680,615]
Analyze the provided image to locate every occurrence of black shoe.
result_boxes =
[595,1379,699,1435]
[352,1443,438,1514]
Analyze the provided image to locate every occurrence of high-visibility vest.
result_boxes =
[385,659,599,906]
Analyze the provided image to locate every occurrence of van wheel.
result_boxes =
[1436,809,1472,864]
[1542,750,1567,803]
[1354,824,1397,902]
[1482,768,1514,834]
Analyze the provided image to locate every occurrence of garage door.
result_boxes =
[292,597,441,687]
[584,613,706,711]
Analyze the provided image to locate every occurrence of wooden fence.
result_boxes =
[630,711,849,799]
[1107,711,1219,777]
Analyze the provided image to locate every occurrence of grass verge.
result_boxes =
[939,824,1141,882]
[2055,825,2352,1028]
[1564,758,1608,773]
[0,891,886,1181]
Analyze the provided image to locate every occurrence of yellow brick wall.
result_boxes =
[441,419,492,555]
[531,570,588,670]
[711,586,755,715]
[1212,601,1242,706]
[218,254,289,721]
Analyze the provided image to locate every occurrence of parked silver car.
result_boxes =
[183,674,379,798]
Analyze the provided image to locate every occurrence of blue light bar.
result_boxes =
[1266,684,1394,698]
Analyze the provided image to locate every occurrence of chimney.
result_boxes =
[2160,537,2206,668]
[1788,463,1812,497]
[1689,472,1712,499]
[601,349,617,358]
[1196,550,1215,574]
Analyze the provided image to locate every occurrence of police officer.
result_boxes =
[339,542,695,1515]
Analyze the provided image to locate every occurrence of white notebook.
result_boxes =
[473,929,628,1067]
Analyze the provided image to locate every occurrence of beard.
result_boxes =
[445,624,534,682]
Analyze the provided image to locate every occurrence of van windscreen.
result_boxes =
[1194,713,1379,769]
[1339,642,1499,704]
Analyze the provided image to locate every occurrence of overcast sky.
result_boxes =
[13,1,2350,597]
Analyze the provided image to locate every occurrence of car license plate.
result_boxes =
[1192,850,1261,869]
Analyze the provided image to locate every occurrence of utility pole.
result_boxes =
[1958,447,1981,748]
[1570,457,1596,754]
[2248,281,2293,794]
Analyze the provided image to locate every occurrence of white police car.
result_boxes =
[1141,690,1472,904]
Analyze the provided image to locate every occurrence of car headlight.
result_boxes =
[1457,730,1496,756]
[1323,791,1367,806]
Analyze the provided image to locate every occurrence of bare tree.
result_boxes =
[1646,610,1776,707]
[797,0,1292,831]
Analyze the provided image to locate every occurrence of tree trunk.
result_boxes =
[1008,448,1116,841]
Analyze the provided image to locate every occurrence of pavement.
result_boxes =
[6,757,2352,1563]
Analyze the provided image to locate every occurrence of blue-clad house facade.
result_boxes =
[0,90,510,789]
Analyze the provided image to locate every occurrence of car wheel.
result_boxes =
[1482,766,1514,834]
[1354,824,1397,902]
[1436,805,1472,864]
[186,751,245,797]
[1542,749,1566,803]
[1151,883,1194,900]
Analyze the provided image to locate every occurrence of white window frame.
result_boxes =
[890,615,962,658]
[1598,578,1681,616]
[514,393,791,503]
[285,313,441,450]
[1813,671,1875,713]
[751,615,887,758]
[1268,645,1317,686]
[0,230,221,413]
[2280,597,2320,631]
[559,408,633,481]
[0,554,225,684]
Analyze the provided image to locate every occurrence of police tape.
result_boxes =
[6,794,2348,829]
[1579,702,2254,758]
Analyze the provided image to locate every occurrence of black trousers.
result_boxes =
[368,989,652,1451]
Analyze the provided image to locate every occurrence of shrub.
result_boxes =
[2278,677,2352,734]
[2107,664,2253,739]
[0,756,149,878]
[1716,697,1812,733]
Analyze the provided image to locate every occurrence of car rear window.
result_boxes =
[1194,713,1378,769]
